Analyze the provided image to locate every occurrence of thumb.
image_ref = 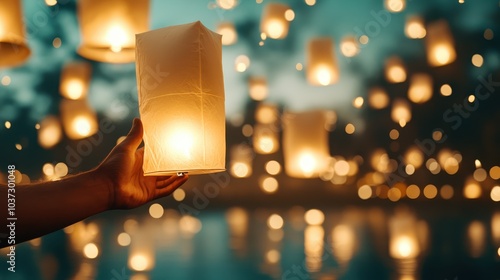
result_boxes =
[120,118,143,151]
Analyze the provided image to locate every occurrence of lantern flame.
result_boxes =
[73,116,92,137]
[66,80,85,100]
[299,152,317,176]
[168,128,194,159]
[315,65,332,86]
[106,25,127,53]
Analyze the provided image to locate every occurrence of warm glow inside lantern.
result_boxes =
[230,144,253,178]
[0,0,30,67]
[385,0,406,13]
[38,115,63,149]
[307,38,339,86]
[255,103,279,125]
[260,3,291,40]
[408,73,433,104]
[249,77,268,101]
[60,61,92,100]
[368,87,389,109]
[340,36,360,57]
[389,213,420,259]
[385,56,406,83]
[283,111,331,178]
[77,0,149,63]
[136,21,226,175]
[60,99,98,140]
[253,123,279,155]
[426,20,456,67]
[405,15,426,39]
[216,22,238,46]
[391,99,412,127]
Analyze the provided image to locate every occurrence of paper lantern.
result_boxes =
[255,103,279,125]
[405,15,426,39]
[59,61,92,100]
[229,144,253,178]
[389,213,420,259]
[260,3,290,40]
[60,99,98,140]
[253,123,279,154]
[385,0,406,13]
[340,36,360,57]
[0,0,30,67]
[391,98,411,127]
[283,111,331,178]
[128,234,155,271]
[425,20,456,67]
[385,56,406,83]
[307,38,339,86]
[408,73,433,104]
[38,116,62,149]
[77,0,149,63]
[249,77,268,101]
[216,22,238,46]
[136,21,225,175]
[368,87,389,109]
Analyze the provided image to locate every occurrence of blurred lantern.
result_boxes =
[389,212,420,259]
[385,0,405,13]
[136,22,225,175]
[249,77,268,101]
[230,144,253,178]
[60,99,98,140]
[283,111,331,178]
[467,221,486,258]
[255,103,279,125]
[77,0,149,63]
[425,20,456,67]
[463,176,482,199]
[385,56,406,83]
[260,3,290,39]
[216,22,238,45]
[59,61,92,100]
[340,36,360,57]
[305,225,324,272]
[391,99,412,127]
[253,123,279,154]
[404,146,424,169]
[408,73,433,104]
[307,38,339,86]
[405,15,426,39]
[332,224,357,266]
[368,87,389,109]
[0,0,30,66]
[128,232,155,272]
[38,116,63,149]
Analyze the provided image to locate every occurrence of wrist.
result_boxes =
[88,167,115,211]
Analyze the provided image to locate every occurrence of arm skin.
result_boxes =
[0,118,188,247]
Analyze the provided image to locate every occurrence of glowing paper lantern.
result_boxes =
[38,116,63,149]
[426,20,456,67]
[230,144,253,178]
[408,73,433,104]
[307,38,339,86]
[405,15,426,39]
[128,235,155,271]
[59,61,92,100]
[60,99,98,140]
[249,77,268,101]
[340,36,360,57]
[216,22,238,46]
[253,123,279,154]
[391,98,411,127]
[77,0,149,63]
[368,87,389,109]
[385,56,406,83]
[255,103,279,125]
[260,3,290,40]
[0,0,30,67]
[389,213,420,259]
[385,0,406,13]
[136,21,225,175]
[283,111,331,178]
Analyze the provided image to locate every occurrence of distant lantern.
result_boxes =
[230,144,253,178]
[136,21,225,175]
[283,111,331,178]
[260,3,291,40]
[128,232,155,271]
[38,116,63,149]
[340,36,360,57]
[60,99,98,140]
[253,123,279,154]
[255,103,279,125]
[368,87,389,109]
[385,56,406,83]
[77,0,149,63]
[408,73,433,104]
[0,0,31,67]
[59,61,92,100]
[307,38,339,86]
[385,0,406,13]
[391,98,411,127]
[216,22,238,45]
[426,20,456,67]
[405,15,426,39]
[249,77,268,101]
[389,212,420,259]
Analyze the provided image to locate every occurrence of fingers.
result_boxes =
[119,118,144,152]
[154,175,189,198]
[155,175,177,189]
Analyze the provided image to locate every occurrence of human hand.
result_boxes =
[97,118,188,209]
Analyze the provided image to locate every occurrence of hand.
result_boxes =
[97,118,188,209]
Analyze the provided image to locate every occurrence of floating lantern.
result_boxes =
[60,99,98,140]
[391,99,412,127]
[216,22,238,45]
[307,38,339,86]
[249,77,268,101]
[385,0,406,13]
[128,235,155,271]
[405,15,426,39]
[0,0,31,67]
[253,123,279,154]
[255,103,279,125]
[260,3,291,40]
[389,213,420,259]
[59,61,92,100]
[425,20,456,67]
[385,56,406,83]
[368,87,389,109]
[408,73,433,104]
[283,111,331,178]
[136,21,225,175]
[77,0,149,63]
[230,144,253,178]
[38,116,63,149]
[305,225,324,272]
[340,36,360,57]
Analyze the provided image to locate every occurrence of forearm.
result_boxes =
[0,169,112,247]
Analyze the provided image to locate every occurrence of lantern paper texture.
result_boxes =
[426,20,456,67]
[77,0,149,63]
[60,99,98,140]
[136,21,226,175]
[0,0,30,67]
[283,111,331,178]
[38,116,62,149]
[60,61,92,100]
[307,38,339,86]
[260,3,291,40]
